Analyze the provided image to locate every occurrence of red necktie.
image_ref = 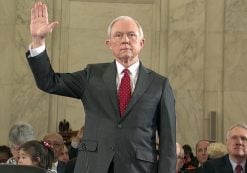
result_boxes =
[118,69,131,117]
[235,165,243,173]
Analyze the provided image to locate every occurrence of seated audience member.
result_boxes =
[0,145,12,163]
[195,139,213,173]
[176,142,185,173]
[207,142,227,160]
[58,144,69,163]
[181,144,198,172]
[7,122,35,164]
[196,140,210,167]
[203,123,247,173]
[43,133,66,173]
[18,140,56,173]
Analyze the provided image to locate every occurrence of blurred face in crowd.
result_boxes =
[0,153,10,163]
[58,144,69,163]
[176,143,185,171]
[43,133,64,160]
[226,126,247,162]
[18,149,35,166]
[10,144,20,162]
[196,140,210,164]
[106,17,144,68]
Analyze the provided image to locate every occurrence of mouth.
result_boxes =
[234,147,244,151]
[120,48,131,51]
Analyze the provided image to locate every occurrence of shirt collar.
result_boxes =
[229,155,246,171]
[116,60,140,76]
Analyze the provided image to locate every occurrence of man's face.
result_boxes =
[58,145,69,163]
[106,19,144,67]
[10,144,20,161]
[226,127,247,159]
[196,140,210,164]
[43,135,64,159]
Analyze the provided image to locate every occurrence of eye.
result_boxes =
[114,33,122,38]
[128,33,137,37]
[241,136,247,142]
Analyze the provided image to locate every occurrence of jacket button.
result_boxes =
[117,124,122,128]
[110,146,114,151]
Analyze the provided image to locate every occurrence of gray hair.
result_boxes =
[107,16,144,39]
[9,122,35,146]
[226,123,247,140]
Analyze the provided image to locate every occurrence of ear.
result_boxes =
[140,38,145,48]
[105,40,112,49]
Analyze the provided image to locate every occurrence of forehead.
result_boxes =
[197,141,210,148]
[43,134,63,143]
[229,127,247,136]
[111,19,139,33]
[19,149,28,155]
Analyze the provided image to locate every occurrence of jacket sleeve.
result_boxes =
[157,79,176,173]
[26,50,87,99]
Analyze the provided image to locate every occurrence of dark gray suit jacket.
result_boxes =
[202,154,247,173]
[26,50,176,173]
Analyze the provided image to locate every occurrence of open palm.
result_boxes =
[30,1,58,40]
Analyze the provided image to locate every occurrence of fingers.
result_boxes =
[43,2,48,19]
[30,6,35,22]
[32,1,48,18]
[38,1,44,17]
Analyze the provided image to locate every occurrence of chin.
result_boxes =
[119,56,132,63]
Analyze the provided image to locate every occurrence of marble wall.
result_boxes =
[0,0,246,152]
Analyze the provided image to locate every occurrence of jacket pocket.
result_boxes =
[79,140,98,152]
[135,148,157,163]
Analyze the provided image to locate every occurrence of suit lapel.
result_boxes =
[102,62,154,121]
[122,63,153,118]
[102,61,120,120]
[222,155,234,173]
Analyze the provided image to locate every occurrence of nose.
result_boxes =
[18,158,22,164]
[121,34,130,43]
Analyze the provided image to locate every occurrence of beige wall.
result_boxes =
[0,0,246,150]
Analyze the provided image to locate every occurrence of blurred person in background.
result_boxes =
[7,122,35,164]
[203,123,247,173]
[176,143,185,173]
[196,140,210,167]
[207,142,227,160]
[43,133,66,173]
[18,140,55,173]
[58,144,69,163]
[0,145,12,163]
[181,144,198,172]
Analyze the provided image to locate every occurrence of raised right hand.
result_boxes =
[30,1,58,48]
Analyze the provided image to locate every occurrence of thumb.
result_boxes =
[49,21,59,33]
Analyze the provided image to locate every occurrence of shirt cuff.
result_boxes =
[29,44,45,57]
[70,140,80,149]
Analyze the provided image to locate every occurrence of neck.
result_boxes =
[117,57,139,68]
[230,155,246,164]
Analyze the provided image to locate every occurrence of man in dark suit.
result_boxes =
[43,133,66,173]
[194,140,210,173]
[26,1,176,173]
[202,124,247,173]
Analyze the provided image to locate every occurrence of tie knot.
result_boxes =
[235,165,243,173]
[123,69,129,74]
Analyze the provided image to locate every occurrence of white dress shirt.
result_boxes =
[115,60,139,93]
